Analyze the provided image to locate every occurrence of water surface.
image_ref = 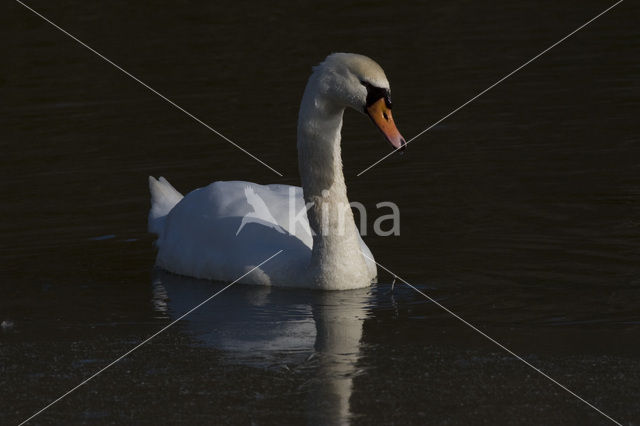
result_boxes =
[2,0,639,424]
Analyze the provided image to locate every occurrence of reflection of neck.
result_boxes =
[297,72,368,288]
[308,291,368,424]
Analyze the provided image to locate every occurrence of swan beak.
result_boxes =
[366,98,406,152]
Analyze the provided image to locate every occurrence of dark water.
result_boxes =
[2,0,640,424]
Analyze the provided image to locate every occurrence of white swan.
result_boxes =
[148,53,406,290]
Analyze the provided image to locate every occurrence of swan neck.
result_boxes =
[297,74,346,202]
[297,72,367,287]
[297,72,354,231]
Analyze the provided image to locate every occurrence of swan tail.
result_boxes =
[148,176,183,236]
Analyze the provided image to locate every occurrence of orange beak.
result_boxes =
[366,97,406,152]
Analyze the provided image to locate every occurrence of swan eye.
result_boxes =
[361,81,392,109]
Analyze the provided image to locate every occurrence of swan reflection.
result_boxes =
[152,270,372,424]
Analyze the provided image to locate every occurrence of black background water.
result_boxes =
[2,1,639,424]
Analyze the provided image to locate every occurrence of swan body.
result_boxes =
[149,53,405,290]
[149,178,376,289]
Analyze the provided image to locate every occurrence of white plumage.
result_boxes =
[235,186,286,236]
[148,53,402,290]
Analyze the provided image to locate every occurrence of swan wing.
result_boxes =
[242,186,287,234]
[150,180,313,285]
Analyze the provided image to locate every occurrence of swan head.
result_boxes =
[314,53,406,151]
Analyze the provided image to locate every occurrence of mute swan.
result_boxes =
[148,53,406,290]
